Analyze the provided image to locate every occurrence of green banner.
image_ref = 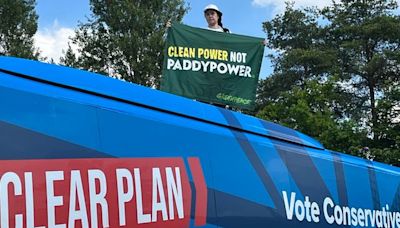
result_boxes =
[160,23,264,110]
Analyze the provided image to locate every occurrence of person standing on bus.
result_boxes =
[165,4,230,33]
[203,4,230,33]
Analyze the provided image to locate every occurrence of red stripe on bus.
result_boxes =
[188,157,207,226]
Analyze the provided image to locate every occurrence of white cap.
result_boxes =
[204,4,222,15]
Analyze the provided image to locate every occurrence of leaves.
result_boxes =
[0,0,39,59]
[61,0,188,87]
[258,0,400,165]
[257,79,366,153]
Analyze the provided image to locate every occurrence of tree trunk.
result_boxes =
[368,77,378,141]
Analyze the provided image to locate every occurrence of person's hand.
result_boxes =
[262,39,267,46]
[166,19,172,28]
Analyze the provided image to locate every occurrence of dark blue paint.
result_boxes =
[273,141,332,204]
[391,184,400,211]
[331,152,348,206]
[0,120,112,159]
[367,161,381,210]
[260,120,304,145]
[219,109,285,213]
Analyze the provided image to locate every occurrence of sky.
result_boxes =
[34,0,342,78]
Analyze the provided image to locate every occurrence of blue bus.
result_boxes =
[0,56,399,228]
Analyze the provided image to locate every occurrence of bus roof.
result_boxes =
[0,56,324,150]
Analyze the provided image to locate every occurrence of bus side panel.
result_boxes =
[1,70,400,227]
[0,73,218,227]
[0,71,282,227]
[208,119,400,227]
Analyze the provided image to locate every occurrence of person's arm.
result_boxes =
[163,19,172,40]
[166,19,172,28]
[262,39,267,46]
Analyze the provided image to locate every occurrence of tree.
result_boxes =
[258,0,400,165]
[0,0,39,59]
[261,3,337,96]
[60,43,78,68]
[321,0,400,142]
[368,84,400,164]
[61,0,188,87]
[257,78,366,153]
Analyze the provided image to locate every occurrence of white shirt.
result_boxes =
[207,26,224,32]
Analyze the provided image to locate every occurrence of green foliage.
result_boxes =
[59,44,78,68]
[370,148,400,167]
[322,0,400,136]
[0,0,39,59]
[262,3,338,97]
[258,0,400,165]
[61,0,188,87]
[257,78,366,153]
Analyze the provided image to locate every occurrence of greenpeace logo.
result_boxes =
[217,93,251,105]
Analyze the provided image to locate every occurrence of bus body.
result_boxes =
[0,56,399,228]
